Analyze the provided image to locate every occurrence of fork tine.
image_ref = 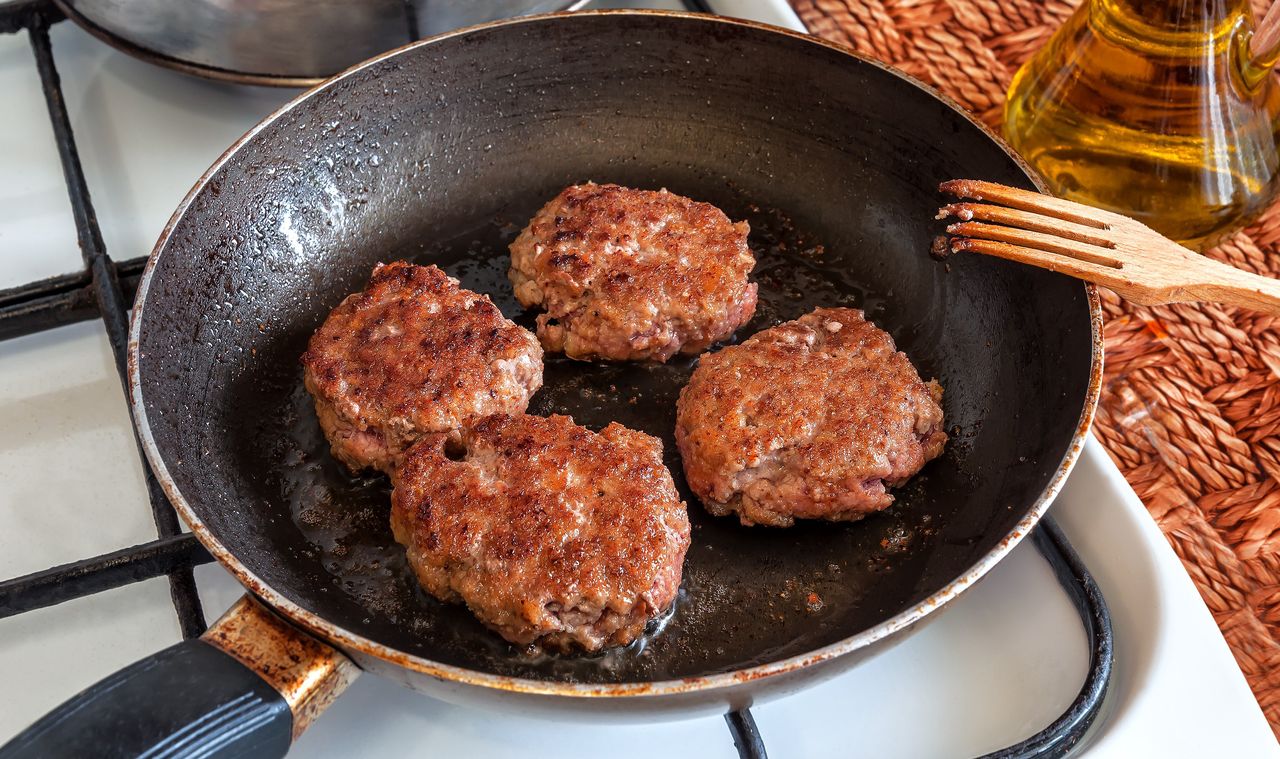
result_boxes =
[947,220,1124,269]
[939,179,1112,230]
[937,202,1116,248]
[949,238,1122,282]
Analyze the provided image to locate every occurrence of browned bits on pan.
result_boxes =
[300,262,543,474]
[929,235,952,260]
[675,307,947,527]
[390,414,690,653]
[508,183,757,362]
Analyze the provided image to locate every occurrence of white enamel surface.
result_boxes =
[1051,442,1277,756]
[0,0,1273,756]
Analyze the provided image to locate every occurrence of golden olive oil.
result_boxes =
[1004,0,1280,249]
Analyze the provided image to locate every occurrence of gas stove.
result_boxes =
[0,0,1273,756]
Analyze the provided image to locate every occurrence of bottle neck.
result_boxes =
[1095,0,1250,32]
[1086,0,1260,64]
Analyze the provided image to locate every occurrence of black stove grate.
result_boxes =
[0,0,209,640]
[0,2,1111,757]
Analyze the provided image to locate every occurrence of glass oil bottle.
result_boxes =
[1004,0,1280,249]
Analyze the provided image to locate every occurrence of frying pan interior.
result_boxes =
[134,13,1095,685]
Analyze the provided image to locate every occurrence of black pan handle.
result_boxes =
[0,596,359,759]
[1,638,291,759]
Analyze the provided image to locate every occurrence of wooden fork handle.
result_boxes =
[1182,258,1280,316]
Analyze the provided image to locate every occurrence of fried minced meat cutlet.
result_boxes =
[301,261,542,473]
[390,413,691,652]
[509,182,757,362]
[675,307,946,527]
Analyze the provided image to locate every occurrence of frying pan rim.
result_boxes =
[127,9,1104,699]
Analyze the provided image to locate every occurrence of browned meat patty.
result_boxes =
[508,182,757,362]
[675,307,946,527]
[390,414,691,652]
[301,262,542,474]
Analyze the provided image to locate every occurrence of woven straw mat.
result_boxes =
[790,0,1280,735]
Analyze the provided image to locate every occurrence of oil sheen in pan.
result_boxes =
[272,198,945,683]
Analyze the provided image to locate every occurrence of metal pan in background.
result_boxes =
[52,0,588,86]
[1,10,1101,758]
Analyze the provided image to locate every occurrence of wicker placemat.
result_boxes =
[789,0,1280,735]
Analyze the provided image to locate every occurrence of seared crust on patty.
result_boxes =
[301,262,542,473]
[675,307,946,527]
[390,414,691,652]
[508,183,757,362]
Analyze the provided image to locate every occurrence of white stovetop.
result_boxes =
[0,1,1274,756]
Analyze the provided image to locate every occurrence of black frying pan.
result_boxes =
[2,10,1101,758]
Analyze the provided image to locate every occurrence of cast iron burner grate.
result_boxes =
[0,2,1113,756]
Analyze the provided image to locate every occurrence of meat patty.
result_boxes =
[390,414,691,652]
[301,262,542,473]
[508,182,757,362]
[675,307,946,527]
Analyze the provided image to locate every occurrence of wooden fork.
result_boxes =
[937,179,1280,315]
